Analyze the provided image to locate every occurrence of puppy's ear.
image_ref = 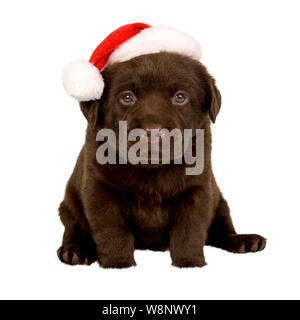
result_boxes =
[204,77,222,123]
[79,100,101,129]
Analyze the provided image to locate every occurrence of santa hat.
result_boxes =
[63,23,202,102]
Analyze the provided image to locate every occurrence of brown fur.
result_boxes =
[57,52,266,268]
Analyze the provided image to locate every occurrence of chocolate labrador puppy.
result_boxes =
[57,52,266,268]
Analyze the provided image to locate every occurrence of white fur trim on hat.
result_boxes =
[107,25,202,66]
[62,59,104,101]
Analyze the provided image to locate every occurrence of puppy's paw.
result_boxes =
[172,257,207,268]
[223,234,266,253]
[57,243,97,265]
[99,256,136,269]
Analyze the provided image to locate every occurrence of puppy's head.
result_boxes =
[80,52,221,163]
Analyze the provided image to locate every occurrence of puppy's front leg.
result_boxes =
[83,182,136,268]
[170,186,211,268]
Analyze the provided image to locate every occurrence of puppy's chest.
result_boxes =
[122,195,171,231]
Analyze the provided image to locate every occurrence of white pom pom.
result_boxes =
[62,59,104,101]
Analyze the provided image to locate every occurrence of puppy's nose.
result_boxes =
[143,124,163,138]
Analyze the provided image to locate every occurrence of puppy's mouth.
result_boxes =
[115,127,186,166]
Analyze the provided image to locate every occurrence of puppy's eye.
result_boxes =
[120,91,135,105]
[172,92,188,105]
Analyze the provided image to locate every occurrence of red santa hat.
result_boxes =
[63,23,202,101]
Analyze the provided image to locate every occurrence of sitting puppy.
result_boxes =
[58,23,266,268]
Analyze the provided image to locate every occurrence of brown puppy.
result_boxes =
[57,52,266,268]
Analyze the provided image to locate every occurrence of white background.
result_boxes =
[0,0,299,300]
